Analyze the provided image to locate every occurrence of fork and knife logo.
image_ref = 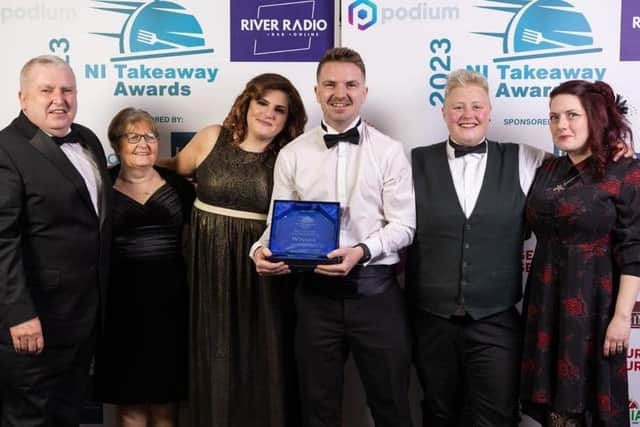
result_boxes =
[474,0,603,62]
[137,29,184,49]
[91,0,214,61]
[521,28,571,48]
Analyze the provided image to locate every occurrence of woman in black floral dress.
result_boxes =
[521,80,640,426]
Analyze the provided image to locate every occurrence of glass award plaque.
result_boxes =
[268,200,340,270]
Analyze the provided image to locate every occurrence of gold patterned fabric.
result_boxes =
[189,128,299,426]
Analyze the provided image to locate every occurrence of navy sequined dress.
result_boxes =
[96,167,194,403]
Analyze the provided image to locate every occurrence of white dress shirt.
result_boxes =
[253,117,416,265]
[58,135,102,216]
[446,139,546,218]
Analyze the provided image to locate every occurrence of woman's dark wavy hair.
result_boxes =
[549,79,633,178]
[222,73,307,153]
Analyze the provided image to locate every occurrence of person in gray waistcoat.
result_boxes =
[406,69,546,426]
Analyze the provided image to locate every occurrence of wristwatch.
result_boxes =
[353,243,371,264]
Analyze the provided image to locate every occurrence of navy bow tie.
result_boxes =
[51,130,80,146]
[449,140,486,158]
[322,121,361,149]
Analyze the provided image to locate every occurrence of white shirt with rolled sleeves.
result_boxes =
[251,117,416,265]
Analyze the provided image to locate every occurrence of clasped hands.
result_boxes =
[254,245,364,277]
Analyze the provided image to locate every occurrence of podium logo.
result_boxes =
[347,0,458,30]
[348,0,377,31]
[475,0,602,63]
[90,0,214,62]
[1,3,76,24]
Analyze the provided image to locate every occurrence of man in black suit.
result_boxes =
[0,55,110,427]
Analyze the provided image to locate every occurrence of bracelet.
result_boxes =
[353,243,371,264]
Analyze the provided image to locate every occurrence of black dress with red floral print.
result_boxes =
[521,155,640,426]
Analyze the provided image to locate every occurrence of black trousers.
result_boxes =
[295,275,412,427]
[0,335,94,427]
[411,308,522,427]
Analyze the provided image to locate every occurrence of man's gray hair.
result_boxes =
[20,55,73,89]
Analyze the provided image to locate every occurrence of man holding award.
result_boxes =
[251,47,415,427]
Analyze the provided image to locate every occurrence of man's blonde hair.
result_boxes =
[444,69,489,101]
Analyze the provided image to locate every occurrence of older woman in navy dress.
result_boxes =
[95,108,194,427]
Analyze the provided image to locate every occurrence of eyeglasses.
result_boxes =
[123,133,158,144]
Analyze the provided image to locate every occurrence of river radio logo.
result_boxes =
[475,0,602,63]
[621,0,640,60]
[230,0,334,62]
[90,0,214,62]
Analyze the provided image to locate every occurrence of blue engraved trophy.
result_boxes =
[268,200,340,270]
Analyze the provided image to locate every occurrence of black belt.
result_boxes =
[302,265,396,299]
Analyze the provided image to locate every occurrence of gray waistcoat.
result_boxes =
[406,140,526,319]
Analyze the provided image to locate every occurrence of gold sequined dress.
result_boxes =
[189,128,299,426]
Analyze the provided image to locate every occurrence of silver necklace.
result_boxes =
[552,170,584,192]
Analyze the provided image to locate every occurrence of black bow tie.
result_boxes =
[449,140,486,158]
[322,120,361,149]
[51,130,80,146]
